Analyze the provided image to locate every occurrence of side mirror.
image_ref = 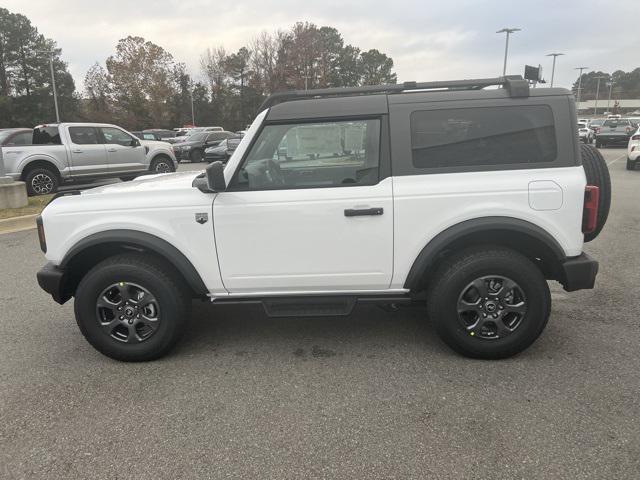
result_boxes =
[193,161,226,193]
[131,138,141,147]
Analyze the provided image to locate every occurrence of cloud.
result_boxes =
[3,0,639,91]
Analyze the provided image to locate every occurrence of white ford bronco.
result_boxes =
[36,77,610,361]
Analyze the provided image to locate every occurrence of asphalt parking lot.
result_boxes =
[1,148,638,479]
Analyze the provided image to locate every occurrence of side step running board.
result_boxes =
[212,294,415,318]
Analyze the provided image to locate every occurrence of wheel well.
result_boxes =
[62,241,207,301]
[405,224,566,293]
[21,160,61,180]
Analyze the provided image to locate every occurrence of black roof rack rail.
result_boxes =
[259,76,529,111]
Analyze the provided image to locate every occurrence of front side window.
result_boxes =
[69,127,99,145]
[233,119,380,190]
[101,127,135,146]
[410,105,557,169]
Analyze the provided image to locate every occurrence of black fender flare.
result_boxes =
[61,230,208,296]
[403,217,566,290]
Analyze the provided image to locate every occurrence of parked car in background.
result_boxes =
[595,118,637,147]
[589,118,605,135]
[627,127,640,170]
[204,136,242,163]
[131,131,162,141]
[578,123,593,143]
[0,128,33,146]
[3,123,177,195]
[172,131,235,162]
[144,129,176,140]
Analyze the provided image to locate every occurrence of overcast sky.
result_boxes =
[4,0,639,91]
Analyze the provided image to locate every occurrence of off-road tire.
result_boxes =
[24,166,59,196]
[426,246,551,359]
[74,253,190,361]
[581,143,611,242]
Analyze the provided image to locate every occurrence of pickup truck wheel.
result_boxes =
[581,144,611,242]
[24,167,59,196]
[427,247,550,359]
[627,159,637,171]
[150,156,175,173]
[74,253,190,362]
[190,149,203,163]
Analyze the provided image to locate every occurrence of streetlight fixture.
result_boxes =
[545,53,564,87]
[593,75,608,115]
[574,66,589,113]
[496,28,521,77]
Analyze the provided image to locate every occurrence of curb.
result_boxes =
[0,214,38,235]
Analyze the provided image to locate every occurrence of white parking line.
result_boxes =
[607,154,626,166]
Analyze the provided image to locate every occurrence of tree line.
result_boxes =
[572,68,640,103]
[0,7,398,131]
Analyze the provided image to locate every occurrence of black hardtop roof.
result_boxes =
[263,76,572,122]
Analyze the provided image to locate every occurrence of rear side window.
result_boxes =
[69,126,99,145]
[33,126,61,145]
[7,131,32,145]
[410,105,557,169]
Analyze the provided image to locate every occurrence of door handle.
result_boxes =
[107,148,117,152]
[72,149,82,153]
[344,207,384,217]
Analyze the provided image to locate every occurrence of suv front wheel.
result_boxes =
[427,247,550,359]
[74,253,190,361]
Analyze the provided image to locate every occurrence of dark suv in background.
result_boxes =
[595,118,638,147]
[172,130,236,162]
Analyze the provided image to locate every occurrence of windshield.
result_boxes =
[0,130,11,144]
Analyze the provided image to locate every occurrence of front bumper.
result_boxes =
[37,262,71,304]
[560,253,598,292]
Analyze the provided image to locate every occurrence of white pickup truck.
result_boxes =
[3,123,177,195]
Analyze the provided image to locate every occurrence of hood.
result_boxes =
[81,171,202,196]
[140,139,172,148]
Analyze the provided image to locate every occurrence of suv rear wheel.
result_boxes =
[426,247,550,359]
[74,253,190,361]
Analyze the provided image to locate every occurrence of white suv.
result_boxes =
[36,77,610,361]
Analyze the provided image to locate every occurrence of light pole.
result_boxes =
[36,51,60,122]
[49,56,60,122]
[545,53,564,87]
[574,66,588,113]
[190,90,195,127]
[606,81,614,113]
[496,28,520,76]
[593,75,608,115]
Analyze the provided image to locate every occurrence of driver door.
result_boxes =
[100,127,146,173]
[213,117,393,294]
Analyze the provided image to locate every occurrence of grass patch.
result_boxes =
[0,194,53,220]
